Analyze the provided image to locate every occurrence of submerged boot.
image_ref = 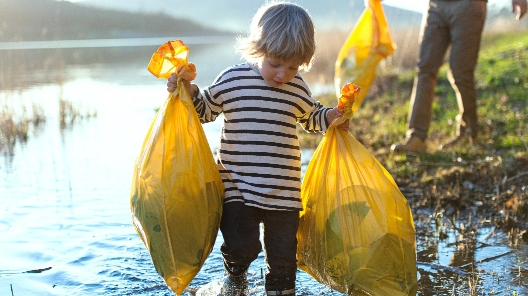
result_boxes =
[265,276,295,296]
[219,265,249,296]
[391,136,426,152]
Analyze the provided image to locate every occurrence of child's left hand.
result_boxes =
[336,118,350,131]
[327,107,350,131]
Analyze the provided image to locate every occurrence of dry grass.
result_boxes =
[0,83,96,154]
[0,94,48,155]
[304,25,421,88]
[56,77,97,130]
[305,13,527,92]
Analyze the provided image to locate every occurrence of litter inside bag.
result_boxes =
[334,0,396,112]
[297,83,417,295]
[130,40,224,295]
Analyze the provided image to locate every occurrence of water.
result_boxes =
[0,40,342,296]
[1,40,527,296]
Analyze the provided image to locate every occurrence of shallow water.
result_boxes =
[1,43,527,296]
[0,42,341,296]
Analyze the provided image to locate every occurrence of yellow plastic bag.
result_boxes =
[130,40,224,295]
[334,0,396,112]
[297,83,417,295]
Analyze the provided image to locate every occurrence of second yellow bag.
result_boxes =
[334,0,396,112]
[297,83,417,295]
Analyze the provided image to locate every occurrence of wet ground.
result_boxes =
[400,155,528,295]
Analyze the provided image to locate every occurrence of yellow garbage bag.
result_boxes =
[297,83,417,295]
[334,0,396,112]
[130,40,224,295]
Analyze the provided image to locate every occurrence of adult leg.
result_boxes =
[262,210,299,295]
[446,0,486,139]
[407,0,452,141]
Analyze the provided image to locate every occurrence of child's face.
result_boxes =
[258,57,300,87]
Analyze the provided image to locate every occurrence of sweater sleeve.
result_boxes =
[191,86,223,124]
[298,100,331,133]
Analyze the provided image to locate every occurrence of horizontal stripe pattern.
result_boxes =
[192,63,330,210]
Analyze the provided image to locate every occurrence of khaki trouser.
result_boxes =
[406,0,486,140]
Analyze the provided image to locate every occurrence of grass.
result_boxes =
[0,97,45,155]
[0,84,97,155]
[304,29,527,172]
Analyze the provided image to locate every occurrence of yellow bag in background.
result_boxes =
[130,40,224,295]
[334,0,396,112]
[297,83,417,295]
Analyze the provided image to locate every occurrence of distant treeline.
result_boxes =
[0,0,234,42]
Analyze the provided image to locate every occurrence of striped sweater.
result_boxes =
[192,63,331,211]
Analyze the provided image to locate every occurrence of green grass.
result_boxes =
[302,30,528,182]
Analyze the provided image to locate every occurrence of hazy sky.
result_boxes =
[58,0,514,13]
[54,0,517,32]
[383,0,512,12]
[381,0,427,12]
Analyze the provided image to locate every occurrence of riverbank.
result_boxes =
[305,29,528,294]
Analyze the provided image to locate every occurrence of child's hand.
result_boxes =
[166,63,197,95]
[336,118,350,131]
[327,107,350,131]
[327,107,342,122]
[166,73,179,92]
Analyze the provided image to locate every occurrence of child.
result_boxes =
[167,1,349,295]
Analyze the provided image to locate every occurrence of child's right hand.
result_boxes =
[166,63,197,95]
[166,73,179,92]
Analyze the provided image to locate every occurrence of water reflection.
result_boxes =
[0,40,240,91]
[0,36,234,50]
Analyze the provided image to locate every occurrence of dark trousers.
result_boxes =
[219,202,298,290]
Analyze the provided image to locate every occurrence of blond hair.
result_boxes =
[235,1,316,71]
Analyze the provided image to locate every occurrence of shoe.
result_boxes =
[391,136,426,152]
[265,276,295,295]
[219,272,249,296]
[265,288,295,295]
[439,133,476,150]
